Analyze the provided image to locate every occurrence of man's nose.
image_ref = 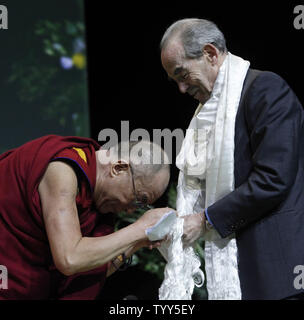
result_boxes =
[178,81,188,94]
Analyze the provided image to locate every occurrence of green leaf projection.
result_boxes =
[8,19,89,138]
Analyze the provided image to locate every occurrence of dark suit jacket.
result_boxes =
[207,70,304,300]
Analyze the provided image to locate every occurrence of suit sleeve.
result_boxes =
[207,72,303,238]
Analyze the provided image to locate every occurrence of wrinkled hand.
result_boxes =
[181,212,206,247]
[136,207,176,239]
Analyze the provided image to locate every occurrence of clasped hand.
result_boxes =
[135,208,207,249]
[181,212,206,247]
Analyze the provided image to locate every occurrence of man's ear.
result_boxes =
[202,44,219,65]
[110,160,130,177]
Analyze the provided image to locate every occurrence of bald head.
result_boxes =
[118,140,169,179]
[118,140,170,202]
[95,140,170,213]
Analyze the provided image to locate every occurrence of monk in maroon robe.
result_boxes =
[0,135,171,299]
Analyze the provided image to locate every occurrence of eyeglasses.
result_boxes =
[129,164,153,211]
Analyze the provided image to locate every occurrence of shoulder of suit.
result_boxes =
[243,70,290,124]
[244,70,289,105]
[250,70,286,87]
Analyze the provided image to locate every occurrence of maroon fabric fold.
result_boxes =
[0,135,114,299]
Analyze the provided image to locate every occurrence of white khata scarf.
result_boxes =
[158,53,250,300]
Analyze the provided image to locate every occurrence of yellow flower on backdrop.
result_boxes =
[72,53,86,69]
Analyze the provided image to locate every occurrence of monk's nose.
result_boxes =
[126,207,136,214]
[178,82,188,94]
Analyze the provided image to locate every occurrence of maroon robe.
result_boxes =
[0,135,114,299]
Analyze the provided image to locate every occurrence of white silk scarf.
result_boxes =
[159,53,250,300]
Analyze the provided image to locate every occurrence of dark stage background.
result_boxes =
[85,1,304,190]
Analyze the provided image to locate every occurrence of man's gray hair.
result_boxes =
[160,18,227,58]
[116,140,170,179]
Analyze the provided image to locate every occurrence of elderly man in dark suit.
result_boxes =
[160,18,304,300]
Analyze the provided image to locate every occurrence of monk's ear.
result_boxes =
[110,160,130,177]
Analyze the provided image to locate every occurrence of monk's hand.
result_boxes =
[181,212,206,247]
[143,240,162,250]
[136,207,176,239]
[132,238,163,252]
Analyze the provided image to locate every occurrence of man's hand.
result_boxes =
[182,212,206,247]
